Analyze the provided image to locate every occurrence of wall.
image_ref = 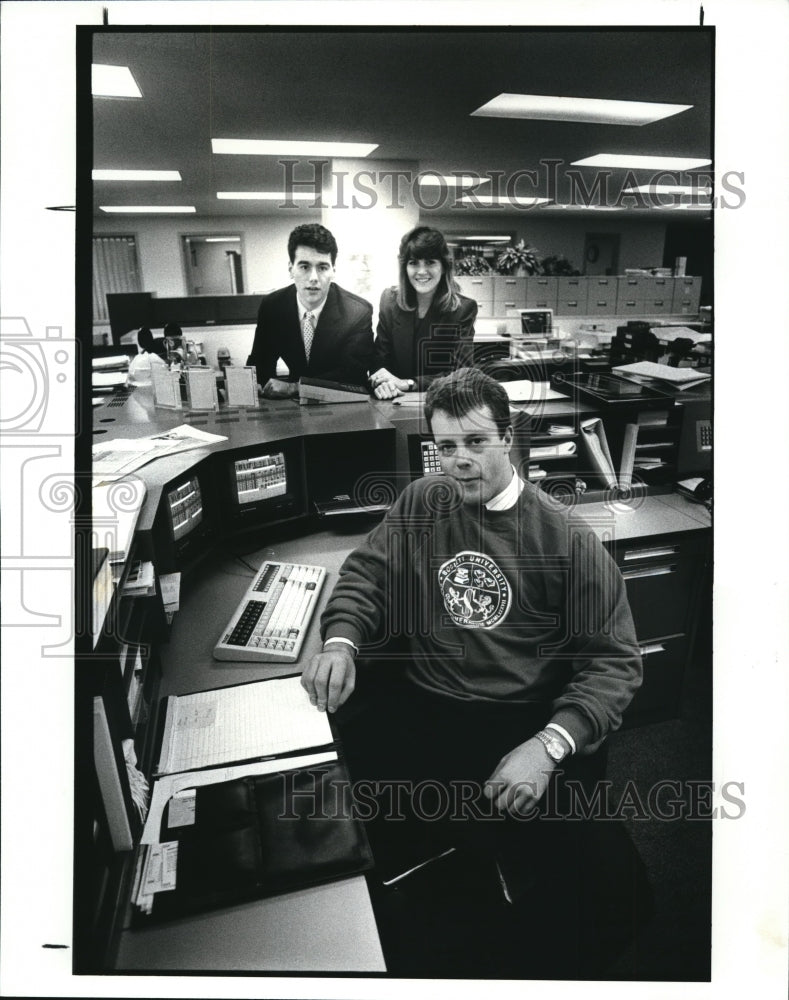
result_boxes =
[94,212,322,299]
[95,211,669,308]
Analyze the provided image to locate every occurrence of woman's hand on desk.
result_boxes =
[301,645,356,713]
[261,377,298,399]
[369,367,409,399]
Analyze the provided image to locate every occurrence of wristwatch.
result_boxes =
[406,379,415,391]
[534,729,569,763]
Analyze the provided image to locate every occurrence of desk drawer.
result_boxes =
[625,633,687,721]
[613,536,705,639]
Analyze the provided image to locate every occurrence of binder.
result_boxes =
[137,759,373,922]
[135,676,373,921]
[618,423,639,489]
[579,418,618,488]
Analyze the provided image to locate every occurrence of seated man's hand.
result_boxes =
[369,367,395,388]
[483,737,558,817]
[262,377,297,399]
[300,644,356,713]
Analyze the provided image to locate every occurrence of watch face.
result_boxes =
[548,743,565,761]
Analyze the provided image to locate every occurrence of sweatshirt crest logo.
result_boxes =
[438,551,511,628]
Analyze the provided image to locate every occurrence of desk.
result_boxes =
[111,529,386,972]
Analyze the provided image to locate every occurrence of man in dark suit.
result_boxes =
[246,224,375,398]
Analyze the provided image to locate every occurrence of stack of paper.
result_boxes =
[612,361,711,390]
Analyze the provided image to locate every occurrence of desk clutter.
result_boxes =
[131,676,372,921]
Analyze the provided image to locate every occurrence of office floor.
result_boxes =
[364,617,713,982]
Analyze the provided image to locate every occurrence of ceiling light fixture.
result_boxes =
[472,94,692,125]
[99,206,196,213]
[458,195,553,208]
[623,184,712,197]
[93,170,182,182]
[417,175,491,188]
[212,139,378,157]
[92,64,142,98]
[571,154,712,170]
[216,192,318,201]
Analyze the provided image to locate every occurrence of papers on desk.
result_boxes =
[92,423,227,480]
[155,675,334,776]
[612,361,711,390]
[92,477,147,563]
[92,354,131,371]
[502,379,567,403]
[649,326,712,345]
[92,370,127,391]
[529,441,577,461]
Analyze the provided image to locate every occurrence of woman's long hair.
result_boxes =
[395,226,461,313]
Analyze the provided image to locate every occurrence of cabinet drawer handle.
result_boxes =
[622,565,676,580]
[639,643,666,657]
[596,301,607,307]
[504,301,517,307]
[505,279,517,285]
[623,545,678,561]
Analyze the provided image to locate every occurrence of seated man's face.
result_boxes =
[431,404,513,506]
[289,244,335,310]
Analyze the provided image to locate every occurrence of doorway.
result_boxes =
[583,233,620,276]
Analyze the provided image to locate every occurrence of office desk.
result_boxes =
[112,528,386,972]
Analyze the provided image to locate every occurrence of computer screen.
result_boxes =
[234,452,287,505]
[520,309,553,336]
[167,475,204,542]
[223,440,305,534]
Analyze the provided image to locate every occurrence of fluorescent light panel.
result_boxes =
[92,64,142,98]
[99,206,196,213]
[472,94,692,125]
[418,175,491,188]
[202,237,241,243]
[93,170,182,182]
[216,192,317,201]
[452,235,511,241]
[572,154,712,170]
[212,139,378,157]
[624,184,712,197]
[458,195,553,207]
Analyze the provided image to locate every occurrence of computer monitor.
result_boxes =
[152,465,217,573]
[221,439,305,534]
[519,309,553,336]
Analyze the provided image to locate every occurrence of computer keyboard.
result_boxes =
[214,560,326,663]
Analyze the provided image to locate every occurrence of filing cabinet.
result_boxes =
[493,275,528,311]
[557,276,589,315]
[607,530,710,724]
[525,275,559,311]
[640,276,674,316]
[586,276,617,316]
[672,276,702,315]
[456,275,494,319]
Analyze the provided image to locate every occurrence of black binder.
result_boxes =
[140,758,373,922]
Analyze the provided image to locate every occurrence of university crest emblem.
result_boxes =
[438,550,511,629]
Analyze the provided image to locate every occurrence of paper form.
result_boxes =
[155,675,334,776]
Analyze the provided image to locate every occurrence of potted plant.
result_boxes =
[455,254,494,276]
[495,240,540,276]
[539,254,580,276]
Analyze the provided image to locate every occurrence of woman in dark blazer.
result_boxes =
[370,226,477,399]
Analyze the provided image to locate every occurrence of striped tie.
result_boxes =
[303,311,315,362]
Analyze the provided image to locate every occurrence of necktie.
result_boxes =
[303,311,315,362]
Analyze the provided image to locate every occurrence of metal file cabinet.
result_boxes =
[608,530,710,723]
